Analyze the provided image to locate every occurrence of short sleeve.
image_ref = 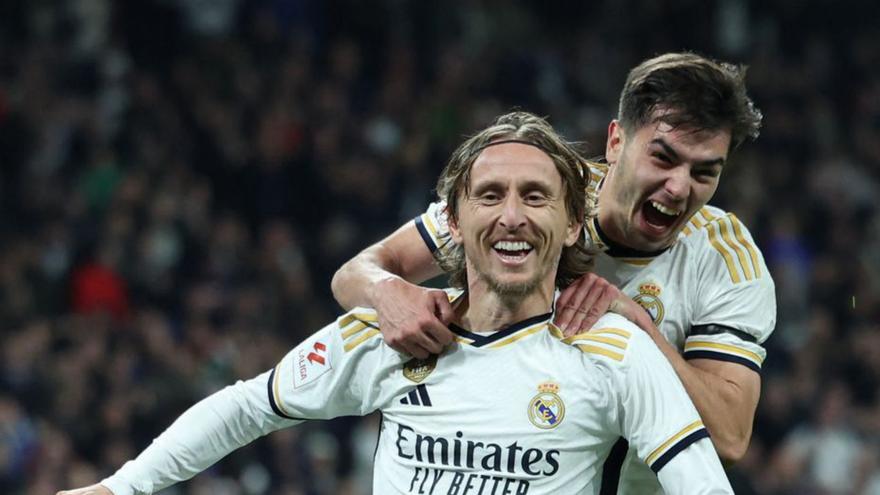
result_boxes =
[614,329,711,473]
[566,314,716,476]
[414,200,454,257]
[688,213,776,372]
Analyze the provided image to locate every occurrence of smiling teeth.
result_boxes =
[493,241,533,251]
[651,201,681,216]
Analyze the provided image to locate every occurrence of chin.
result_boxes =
[487,276,541,298]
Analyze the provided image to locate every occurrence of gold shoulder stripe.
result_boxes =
[591,327,632,339]
[699,208,717,223]
[688,214,706,230]
[343,329,381,352]
[646,420,704,465]
[487,324,547,349]
[681,225,693,236]
[577,334,628,350]
[729,214,761,278]
[576,344,624,362]
[547,324,565,339]
[562,326,631,344]
[455,335,474,344]
[339,312,378,328]
[684,341,763,364]
[342,321,371,339]
[718,217,754,281]
[705,222,741,284]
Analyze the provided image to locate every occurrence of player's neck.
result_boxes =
[457,278,556,332]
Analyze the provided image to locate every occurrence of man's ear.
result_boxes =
[446,206,463,244]
[564,219,583,247]
[606,120,625,165]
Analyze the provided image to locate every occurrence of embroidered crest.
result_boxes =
[403,355,437,383]
[528,382,565,429]
[633,281,665,326]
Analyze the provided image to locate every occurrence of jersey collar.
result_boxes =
[588,217,671,259]
[449,312,553,348]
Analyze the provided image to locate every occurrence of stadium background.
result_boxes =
[1,0,879,493]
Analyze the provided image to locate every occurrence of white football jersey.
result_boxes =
[102,303,732,494]
[415,162,776,494]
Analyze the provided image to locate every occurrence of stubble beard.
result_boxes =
[473,256,551,307]
[484,272,541,300]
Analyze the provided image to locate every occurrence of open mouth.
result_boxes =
[492,240,534,263]
[641,200,681,230]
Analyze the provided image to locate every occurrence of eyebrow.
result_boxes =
[518,179,555,194]
[651,138,726,167]
[469,178,556,196]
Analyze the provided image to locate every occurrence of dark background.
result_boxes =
[1,1,879,493]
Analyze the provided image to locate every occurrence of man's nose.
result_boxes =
[664,167,690,200]
[499,196,527,230]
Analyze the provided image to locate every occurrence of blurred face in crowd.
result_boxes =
[599,112,731,252]
[448,142,582,299]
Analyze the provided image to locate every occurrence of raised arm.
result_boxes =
[331,220,455,358]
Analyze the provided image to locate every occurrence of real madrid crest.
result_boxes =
[403,355,437,383]
[528,382,565,429]
[633,281,665,325]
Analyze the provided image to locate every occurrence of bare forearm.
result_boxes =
[332,245,405,310]
[331,223,442,311]
[643,326,758,462]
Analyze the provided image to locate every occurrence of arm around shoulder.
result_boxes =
[331,220,442,310]
[331,220,455,358]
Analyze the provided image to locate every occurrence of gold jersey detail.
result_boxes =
[646,420,705,466]
[730,214,762,278]
[576,344,624,362]
[343,329,380,352]
[403,355,438,383]
[705,221,741,283]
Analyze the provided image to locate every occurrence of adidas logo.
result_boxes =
[400,384,432,407]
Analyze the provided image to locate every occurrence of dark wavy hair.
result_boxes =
[618,52,763,148]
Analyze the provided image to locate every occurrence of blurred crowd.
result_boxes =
[1,1,879,494]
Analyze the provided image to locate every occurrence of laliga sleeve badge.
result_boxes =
[528,382,565,429]
[633,281,665,326]
[293,340,332,389]
[403,355,437,383]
